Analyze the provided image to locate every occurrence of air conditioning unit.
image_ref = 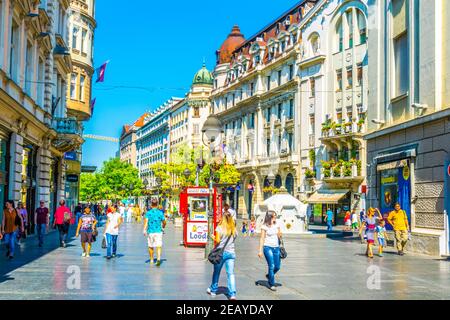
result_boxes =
[285,19,291,26]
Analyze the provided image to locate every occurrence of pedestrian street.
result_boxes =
[0,220,449,300]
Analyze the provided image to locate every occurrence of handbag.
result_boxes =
[279,237,287,259]
[208,235,233,265]
[14,210,22,227]
[102,236,107,249]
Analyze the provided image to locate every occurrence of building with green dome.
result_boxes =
[192,63,214,86]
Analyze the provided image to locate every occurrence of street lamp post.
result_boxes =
[143,178,149,209]
[201,114,223,258]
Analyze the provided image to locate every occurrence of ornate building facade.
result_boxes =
[120,113,148,166]
[211,1,317,218]
[0,0,80,228]
[297,0,369,225]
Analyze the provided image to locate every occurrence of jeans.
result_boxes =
[57,223,69,244]
[37,224,46,245]
[263,246,281,287]
[209,251,236,297]
[105,233,118,257]
[4,231,16,256]
[327,220,333,231]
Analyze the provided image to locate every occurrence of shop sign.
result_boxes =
[64,152,77,161]
[187,188,209,194]
[66,160,81,173]
[66,174,79,183]
[186,222,208,243]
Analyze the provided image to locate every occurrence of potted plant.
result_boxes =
[305,168,316,179]
[357,118,365,133]
[321,119,331,137]
[344,121,353,134]
[333,122,342,135]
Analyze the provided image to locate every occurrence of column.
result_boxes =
[8,133,23,203]
[36,143,52,204]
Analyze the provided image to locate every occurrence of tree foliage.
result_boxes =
[80,158,143,202]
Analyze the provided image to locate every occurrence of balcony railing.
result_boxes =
[53,117,83,136]
[321,122,365,138]
[320,159,363,181]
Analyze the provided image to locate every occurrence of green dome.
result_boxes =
[192,63,214,86]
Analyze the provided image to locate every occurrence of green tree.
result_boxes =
[100,158,143,200]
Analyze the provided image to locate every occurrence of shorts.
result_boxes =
[378,238,385,246]
[147,233,163,247]
[352,222,358,229]
[367,239,375,244]
[345,220,351,226]
[80,232,93,244]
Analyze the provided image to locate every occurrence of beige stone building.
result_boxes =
[365,0,450,256]
[119,113,148,166]
[0,0,79,226]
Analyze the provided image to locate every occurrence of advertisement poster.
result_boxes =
[188,197,208,221]
[187,222,208,244]
[379,160,411,230]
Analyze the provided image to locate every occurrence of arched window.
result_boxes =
[357,10,367,45]
[309,33,320,55]
[285,174,294,195]
[335,18,343,52]
[274,175,282,189]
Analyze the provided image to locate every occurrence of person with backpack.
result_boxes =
[1,200,24,259]
[258,210,282,291]
[75,207,98,257]
[53,199,73,248]
[143,198,166,267]
[206,210,237,300]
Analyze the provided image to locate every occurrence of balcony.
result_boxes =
[52,118,84,152]
[320,121,365,148]
[320,159,364,184]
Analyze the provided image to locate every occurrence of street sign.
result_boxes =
[66,174,79,183]
[64,152,77,161]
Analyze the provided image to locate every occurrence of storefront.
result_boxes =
[377,159,412,229]
[49,157,60,216]
[0,132,10,220]
[21,144,37,234]
[307,189,351,225]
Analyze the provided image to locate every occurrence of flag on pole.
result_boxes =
[95,60,109,83]
[91,98,96,115]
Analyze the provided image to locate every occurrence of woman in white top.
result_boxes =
[103,206,123,259]
[258,210,282,291]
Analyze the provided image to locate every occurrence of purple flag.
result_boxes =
[91,98,96,115]
[95,61,109,83]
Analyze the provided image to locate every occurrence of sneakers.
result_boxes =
[398,251,404,256]
[112,254,117,258]
[82,252,87,257]
[106,256,111,260]
[155,260,161,267]
[206,288,216,296]
[269,286,277,291]
[229,296,237,300]
[86,254,90,258]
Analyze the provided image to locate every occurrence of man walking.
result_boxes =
[35,200,49,247]
[387,203,410,256]
[325,208,334,231]
[53,199,73,248]
[143,198,166,267]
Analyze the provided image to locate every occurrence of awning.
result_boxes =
[306,189,350,204]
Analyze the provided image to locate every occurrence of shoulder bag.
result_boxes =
[208,235,233,265]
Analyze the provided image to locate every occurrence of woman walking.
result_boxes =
[258,211,282,291]
[360,207,382,258]
[206,211,237,300]
[104,206,123,259]
[75,207,98,257]
[1,200,24,259]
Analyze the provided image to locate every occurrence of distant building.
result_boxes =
[136,98,182,188]
[119,113,148,166]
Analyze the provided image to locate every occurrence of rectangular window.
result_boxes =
[232,93,235,106]
[10,21,20,83]
[250,82,254,96]
[37,58,45,107]
[392,0,409,98]
[25,42,33,96]
[357,64,363,86]
[266,139,270,156]
[81,29,87,53]
[309,115,315,135]
[267,76,271,91]
[289,65,294,81]
[346,67,353,89]
[266,107,271,123]
[72,27,79,49]
[310,78,316,97]
[248,113,255,129]
[79,75,85,101]
[194,107,200,117]
[278,103,283,120]
[289,99,294,119]
[347,11,353,48]
[336,69,343,91]
[288,133,294,152]
[70,74,77,100]
[278,70,282,86]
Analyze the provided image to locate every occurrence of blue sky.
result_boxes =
[82,0,300,168]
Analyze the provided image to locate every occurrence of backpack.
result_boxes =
[63,211,71,223]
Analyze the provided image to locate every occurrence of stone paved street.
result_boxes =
[0,220,449,300]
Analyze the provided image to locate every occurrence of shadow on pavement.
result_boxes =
[0,227,78,284]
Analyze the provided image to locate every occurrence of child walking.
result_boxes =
[241,220,248,237]
[375,219,389,257]
[249,216,256,237]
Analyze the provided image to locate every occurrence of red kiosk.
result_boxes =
[179,186,223,247]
